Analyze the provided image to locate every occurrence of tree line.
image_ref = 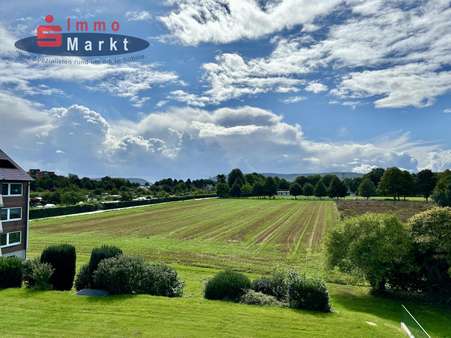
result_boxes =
[216,167,451,206]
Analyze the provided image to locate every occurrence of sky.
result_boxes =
[0,0,451,181]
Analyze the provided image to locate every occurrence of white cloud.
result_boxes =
[125,11,153,21]
[161,0,342,45]
[305,81,328,94]
[4,100,450,179]
[280,96,306,104]
[444,108,451,113]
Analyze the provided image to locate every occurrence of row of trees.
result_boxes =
[216,167,451,206]
[216,169,348,199]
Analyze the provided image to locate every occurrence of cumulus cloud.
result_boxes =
[172,0,451,108]
[4,100,449,179]
[161,0,341,45]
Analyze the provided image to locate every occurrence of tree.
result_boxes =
[241,183,253,195]
[216,183,229,198]
[364,168,385,187]
[358,178,376,200]
[263,177,277,198]
[328,176,347,199]
[252,182,264,197]
[120,191,133,201]
[399,170,414,200]
[303,183,314,196]
[289,183,302,199]
[432,170,451,207]
[378,167,404,200]
[314,181,327,198]
[227,169,245,188]
[295,176,308,188]
[307,175,321,187]
[278,179,290,190]
[229,182,242,197]
[327,214,412,292]
[216,174,226,184]
[321,175,336,189]
[344,177,362,195]
[416,169,437,201]
[409,208,451,294]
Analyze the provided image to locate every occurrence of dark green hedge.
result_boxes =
[41,244,76,291]
[30,194,216,219]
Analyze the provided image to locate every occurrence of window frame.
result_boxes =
[0,207,22,222]
[0,231,22,248]
[0,183,23,197]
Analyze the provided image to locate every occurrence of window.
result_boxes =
[0,233,6,246]
[8,231,21,245]
[1,183,23,196]
[0,231,21,248]
[10,184,22,195]
[0,207,22,222]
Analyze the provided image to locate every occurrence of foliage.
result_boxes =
[328,176,348,199]
[314,181,327,198]
[88,245,123,275]
[416,169,437,201]
[75,264,91,291]
[408,208,451,294]
[302,183,314,196]
[23,258,54,290]
[140,263,184,297]
[216,182,229,198]
[286,271,331,312]
[41,244,76,291]
[93,256,184,296]
[357,178,376,199]
[204,270,251,301]
[327,214,412,292]
[378,167,413,200]
[251,268,288,301]
[289,183,302,198]
[227,169,245,188]
[363,168,385,187]
[432,170,451,207]
[0,256,23,289]
[229,181,242,197]
[240,290,281,306]
[263,177,278,197]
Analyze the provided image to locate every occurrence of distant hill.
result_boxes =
[125,178,149,186]
[260,172,363,181]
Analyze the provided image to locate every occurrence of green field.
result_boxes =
[3,198,450,337]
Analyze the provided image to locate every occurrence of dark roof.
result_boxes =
[0,149,33,181]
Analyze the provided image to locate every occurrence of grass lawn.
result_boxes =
[6,198,449,337]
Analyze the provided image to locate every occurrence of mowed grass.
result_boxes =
[29,199,339,273]
[7,198,449,337]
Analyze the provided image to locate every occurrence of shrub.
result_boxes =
[140,263,184,297]
[204,270,250,301]
[23,258,54,290]
[0,256,23,289]
[251,269,288,301]
[41,244,76,290]
[432,171,451,207]
[287,271,331,312]
[240,290,281,306]
[88,245,123,274]
[92,256,184,297]
[74,264,91,291]
[93,256,145,294]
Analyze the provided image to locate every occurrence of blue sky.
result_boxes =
[0,0,451,180]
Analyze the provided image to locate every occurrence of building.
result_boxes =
[277,190,290,196]
[0,149,32,259]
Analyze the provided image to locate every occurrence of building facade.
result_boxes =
[0,149,32,259]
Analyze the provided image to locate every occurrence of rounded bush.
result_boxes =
[88,245,123,274]
[251,269,288,301]
[41,244,76,291]
[287,271,331,312]
[240,290,281,306]
[141,263,184,297]
[23,258,54,290]
[74,264,91,291]
[204,270,251,301]
[0,256,23,289]
[93,256,184,297]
